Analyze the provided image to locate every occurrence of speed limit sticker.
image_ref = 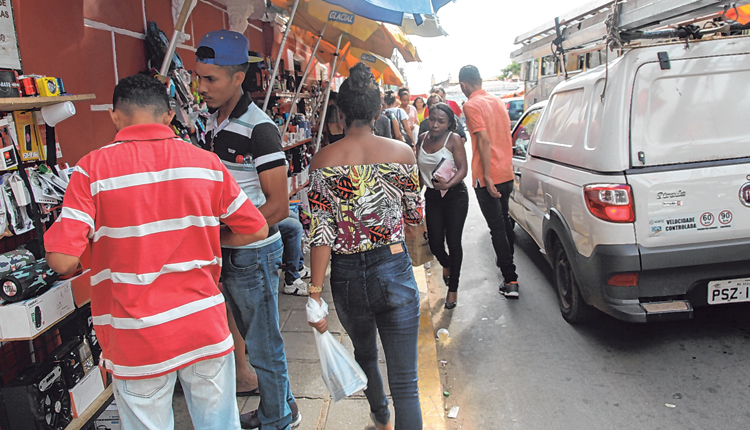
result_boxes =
[649,209,733,236]
[696,209,733,231]
[719,210,733,225]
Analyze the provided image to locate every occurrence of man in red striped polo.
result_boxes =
[44,74,269,430]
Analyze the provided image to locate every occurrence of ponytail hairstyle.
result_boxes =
[383,89,397,107]
[337,62,381,128]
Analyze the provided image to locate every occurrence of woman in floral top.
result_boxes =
[307,63,423,430]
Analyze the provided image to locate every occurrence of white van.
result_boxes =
[510,35,750,323]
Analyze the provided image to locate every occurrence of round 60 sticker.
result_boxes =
[719,210,733,225]
[700,212,714,227]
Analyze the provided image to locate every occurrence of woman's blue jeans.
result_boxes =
[329,242,422,430]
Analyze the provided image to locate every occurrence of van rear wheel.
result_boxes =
[552,242,597,323]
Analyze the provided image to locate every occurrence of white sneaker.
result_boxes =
[299,265,311,279]
[283,278,309,296]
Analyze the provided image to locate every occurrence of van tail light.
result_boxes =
[506,102,511,110]
[607,273,639,287]
[584,184,635,223]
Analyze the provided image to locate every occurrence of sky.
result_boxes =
[403,0,589,94]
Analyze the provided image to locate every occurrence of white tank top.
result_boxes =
[418,132,455,189]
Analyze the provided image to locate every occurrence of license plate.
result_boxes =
[707,278,750,304]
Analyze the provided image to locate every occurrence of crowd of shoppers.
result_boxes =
[44,25,517,430]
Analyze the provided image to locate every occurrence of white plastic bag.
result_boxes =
[306,297,329,323]
[314,330,368,402]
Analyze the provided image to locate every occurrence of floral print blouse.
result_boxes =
[308,163,424,254]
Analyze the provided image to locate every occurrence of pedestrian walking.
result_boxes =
[194,29,302,429]
[384,89,412,146]
[322,103,345,147]
[459,64,520,298]
[398,87,418,142]
[419,94,466,143]
[44,74,270,430]
[413,96,426,124]
[399,87,418,130]
[430,85,462,118]
[373,94,393,139]
[416,103,469,308]
[307,62,424,430]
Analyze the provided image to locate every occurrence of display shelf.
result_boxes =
[0,94,96,112]
[64,385,114,430]
[289,180,310,198]
[283,137,311,151]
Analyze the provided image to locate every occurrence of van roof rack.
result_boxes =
[511,0,750,62]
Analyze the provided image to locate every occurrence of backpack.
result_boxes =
[384,110,413,147]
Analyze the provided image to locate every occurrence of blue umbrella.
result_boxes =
[322,0,455,26]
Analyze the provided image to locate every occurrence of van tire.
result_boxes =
[552,241,597,323]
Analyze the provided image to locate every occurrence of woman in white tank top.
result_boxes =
[416,103,469,309]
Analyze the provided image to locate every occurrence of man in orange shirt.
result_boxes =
[459,65,519,298]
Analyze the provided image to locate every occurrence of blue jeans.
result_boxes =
[111,353,240,430]
[329,242,422,430]
[277,211,305,284]
[221,239,296,430]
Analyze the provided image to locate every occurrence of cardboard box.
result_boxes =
[94,402,121,430]
[68,268,92,307]
[0,280,74,340]
[69,368,105,418]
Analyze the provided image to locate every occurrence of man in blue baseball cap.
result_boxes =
[195,29,303,430]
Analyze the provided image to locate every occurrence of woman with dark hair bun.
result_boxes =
[416,102,469,309]
[306,62,424,430]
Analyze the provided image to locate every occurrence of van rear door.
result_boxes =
[628,49,750,251]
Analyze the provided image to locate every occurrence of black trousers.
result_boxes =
[474,180,518,283]
[425,182,469,292]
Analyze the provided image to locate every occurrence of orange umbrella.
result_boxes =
[725,4,750,24]
[384,24,420,62]
[271,0,420,62]
[379,59,405,86]
[349,24,420,62]
[308,38,397,83]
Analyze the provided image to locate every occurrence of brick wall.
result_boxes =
[10,0,311,165]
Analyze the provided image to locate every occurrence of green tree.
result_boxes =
[500,61,521,80]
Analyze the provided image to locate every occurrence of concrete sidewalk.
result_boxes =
[173,265,447,430]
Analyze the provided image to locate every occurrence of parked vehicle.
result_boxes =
[504,97,525,128]
[509,35,750,324]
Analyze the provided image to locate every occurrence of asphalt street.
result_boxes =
[426,180,750,430]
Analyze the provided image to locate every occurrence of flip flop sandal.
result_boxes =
[236,387,260,397]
